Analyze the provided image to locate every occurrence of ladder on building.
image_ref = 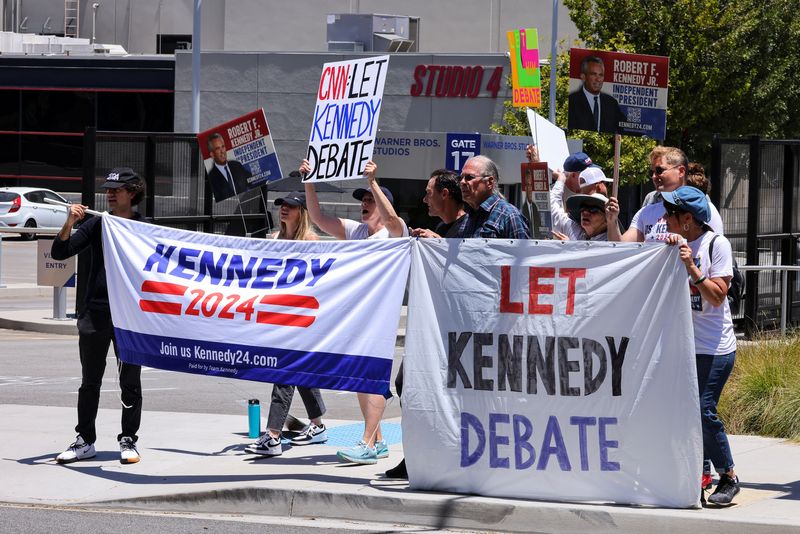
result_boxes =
[64,0,79,38]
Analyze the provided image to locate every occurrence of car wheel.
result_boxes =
[21,219,37,241]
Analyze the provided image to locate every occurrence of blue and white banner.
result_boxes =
[403,239,701,507]
[102,216,411,394]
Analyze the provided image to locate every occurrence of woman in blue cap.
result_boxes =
[663,185,740,505]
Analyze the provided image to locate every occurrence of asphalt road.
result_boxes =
[0,328,404,421]
[0,504,440,534]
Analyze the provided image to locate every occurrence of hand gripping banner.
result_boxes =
[102,215,410,395]
[403,239,702,508]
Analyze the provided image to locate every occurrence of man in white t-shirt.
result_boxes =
[616,146,724,242]
[300,158,408,466]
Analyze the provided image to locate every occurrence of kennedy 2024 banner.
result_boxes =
[101,215,410,395]
[403,239,701,507]
[304,55,389,182]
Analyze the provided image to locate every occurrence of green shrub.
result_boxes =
[719,335,800,441]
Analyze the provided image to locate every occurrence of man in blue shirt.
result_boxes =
[454,155,531,239]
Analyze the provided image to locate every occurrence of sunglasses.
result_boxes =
[458,174,489,182]
[580,205,604,215]
[651,165,679,176]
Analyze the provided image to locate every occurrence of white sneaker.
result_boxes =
[119,436,140,464]
[290,423,327,445]
[56,436,96,464]
[245,433,282,456]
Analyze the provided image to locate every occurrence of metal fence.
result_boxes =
[83,128,274,236]
[711,135,800,336]
[77,129,275,313]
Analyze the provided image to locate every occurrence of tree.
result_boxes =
[562,0,800,161]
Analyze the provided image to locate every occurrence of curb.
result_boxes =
[90,486,797,533]
[0,314,77,336]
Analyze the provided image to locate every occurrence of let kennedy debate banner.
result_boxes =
[403,239,701,507]
[304,55,389,182]
[101,216,410,394]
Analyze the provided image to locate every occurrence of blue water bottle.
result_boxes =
[248,399,260,438]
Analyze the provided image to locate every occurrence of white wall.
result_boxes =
[10,0,578,55]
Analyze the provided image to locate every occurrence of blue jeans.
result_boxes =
[696,352,736,473]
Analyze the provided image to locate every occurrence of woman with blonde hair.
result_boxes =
[245,191,327,457]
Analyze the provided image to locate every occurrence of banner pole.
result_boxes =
[612,134,621,199]
[44,198,104,217]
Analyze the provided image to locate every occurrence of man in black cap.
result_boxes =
[51,168,147,465]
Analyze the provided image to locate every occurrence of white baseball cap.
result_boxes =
[578,166,613,187]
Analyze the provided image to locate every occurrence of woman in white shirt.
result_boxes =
[300,159,408,465]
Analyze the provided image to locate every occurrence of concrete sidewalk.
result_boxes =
[1,404,798,533]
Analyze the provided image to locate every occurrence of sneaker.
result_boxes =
[385,458,408,479]
[56,436,96,464]
[375,439,389,459]
[245,433,282,456]
[337,441,377,465]
[119,436,140,464]
[291,423,327,445]
[708,474,740,505]
[701,473,713,491]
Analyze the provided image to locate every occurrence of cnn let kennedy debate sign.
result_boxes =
[304,55,389,182]
[403,239,702,508]
[101,215,410,395]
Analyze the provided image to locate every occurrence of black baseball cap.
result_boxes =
[353,186,394,204]
[102,167,140,189]
[274,192,306,208]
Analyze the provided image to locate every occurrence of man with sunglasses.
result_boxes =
[615,147,723,242]
[452,155,531,239]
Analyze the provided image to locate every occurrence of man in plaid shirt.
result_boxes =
[454,155,531,239]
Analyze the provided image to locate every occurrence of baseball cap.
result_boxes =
[101,167,140,189]
[274,191,306,208]
[578,166,613,187]
[566,193,609,223]
[563,152,598,173]
[661,186,711,225]
[353,186,394,205]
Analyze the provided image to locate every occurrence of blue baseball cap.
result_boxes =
[563,152,599,173]
[661,186,711,225]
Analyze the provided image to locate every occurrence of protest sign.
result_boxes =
[198,109,283,202]
[526,109,570,172]
[568,49,669,139]
[403,239,701,507]
[507,28,541,108]
[521,162,549,193]
[304,55,390,183]
[101,215,410,395]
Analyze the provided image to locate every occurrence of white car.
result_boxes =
[0,187,70,240]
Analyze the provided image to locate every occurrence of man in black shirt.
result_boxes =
[51,168,146,465]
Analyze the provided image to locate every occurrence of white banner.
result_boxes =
[304,55,390,182]
[404,239,701,507]
[102,216,410,394]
